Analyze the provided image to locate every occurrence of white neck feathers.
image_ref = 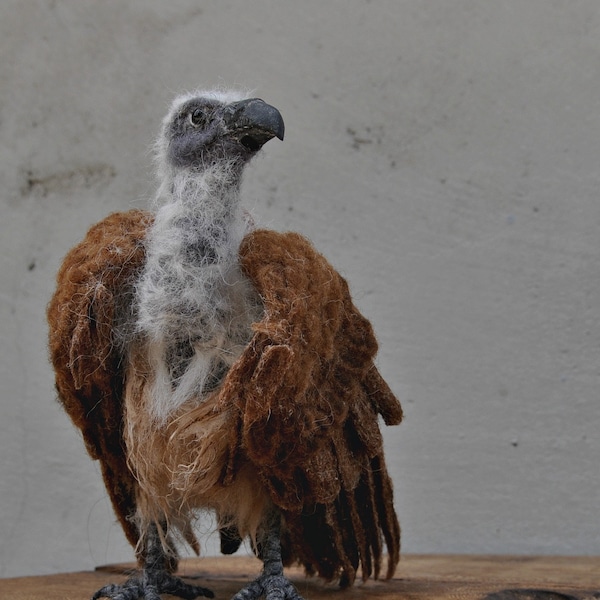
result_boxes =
[134,165,260,422]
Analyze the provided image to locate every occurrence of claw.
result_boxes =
[92,522,213,600]
[92,572,213,600]
[232,572,302,600]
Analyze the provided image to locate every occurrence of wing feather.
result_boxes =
[222,229,403,585]
[47,209,152,547]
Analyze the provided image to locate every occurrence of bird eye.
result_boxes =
[189,108,205,127]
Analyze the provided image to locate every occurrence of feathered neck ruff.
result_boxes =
[133,163,259,422]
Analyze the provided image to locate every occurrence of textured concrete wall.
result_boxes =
[1,0,599,578]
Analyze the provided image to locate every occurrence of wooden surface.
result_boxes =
[1,554,598,600]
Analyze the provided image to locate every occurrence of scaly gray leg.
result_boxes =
[232,510,303,600]
[92,522,213,600]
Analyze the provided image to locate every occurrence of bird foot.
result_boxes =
[231,572,303,600]
[92,570,214,600]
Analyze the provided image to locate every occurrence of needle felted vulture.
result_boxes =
[47,89,403,600]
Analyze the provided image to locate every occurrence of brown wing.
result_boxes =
[220,229,403,587]
[47,209,152,548]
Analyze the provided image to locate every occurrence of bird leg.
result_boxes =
[232,510,303,600]
[92,522,214,600]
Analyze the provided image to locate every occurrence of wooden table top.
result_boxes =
[1,554,598,600]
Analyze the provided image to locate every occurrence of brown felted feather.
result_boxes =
[47,209,153,550]
[48,213,402,585]
[215,229,403,585]
[122,340,271,555]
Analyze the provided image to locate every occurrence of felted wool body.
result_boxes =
[47,209,403,586]
[47,210,151,547]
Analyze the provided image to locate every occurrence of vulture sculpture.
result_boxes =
[47,88,403,600]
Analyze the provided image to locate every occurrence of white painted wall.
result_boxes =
[1,0,598,578]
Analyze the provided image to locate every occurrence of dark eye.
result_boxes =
[189,108,205,127]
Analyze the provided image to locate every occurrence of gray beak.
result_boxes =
[223,98,285,151]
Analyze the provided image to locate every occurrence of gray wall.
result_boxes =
[1,0,599,578]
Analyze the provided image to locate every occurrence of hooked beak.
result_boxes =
[222,98,285,151]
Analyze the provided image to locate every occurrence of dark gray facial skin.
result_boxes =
[167,98,284,170]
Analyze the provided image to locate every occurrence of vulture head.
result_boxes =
[158,90,285,175]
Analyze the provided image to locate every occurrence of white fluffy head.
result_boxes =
[154,88,252,192]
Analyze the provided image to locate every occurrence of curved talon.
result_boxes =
[232,573,303,600]
[92,572,214,600]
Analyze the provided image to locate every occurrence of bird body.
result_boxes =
[47,89,403,600]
